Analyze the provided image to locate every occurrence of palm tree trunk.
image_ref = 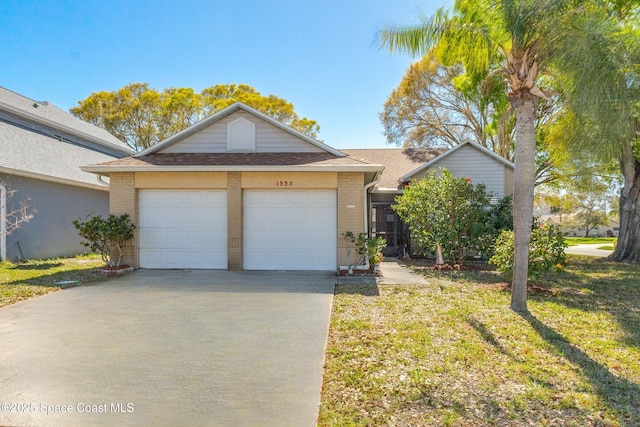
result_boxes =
[511,94,537,312]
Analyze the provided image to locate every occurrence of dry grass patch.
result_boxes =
[319,257,640,426]
[0,255,124,307]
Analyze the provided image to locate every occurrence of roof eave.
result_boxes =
[82,164,384,174]
[0,166,109,191]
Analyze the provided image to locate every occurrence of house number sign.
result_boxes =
[276,180,293,187]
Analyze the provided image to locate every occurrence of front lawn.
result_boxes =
[0,255,116,307]
[319,256,640,426]
[565,237,616,246]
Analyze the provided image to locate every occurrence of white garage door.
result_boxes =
[244,190,337,270]
[139,190,227,269]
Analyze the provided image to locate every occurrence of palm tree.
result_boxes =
[376,0,580,312]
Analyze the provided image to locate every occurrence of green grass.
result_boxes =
[0,254,121,307]
[319,256,640,426]
[565,237,616,246]
[598,245,615,251]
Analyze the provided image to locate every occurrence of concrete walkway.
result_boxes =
[336,258,430,286]
[0,270,334,427]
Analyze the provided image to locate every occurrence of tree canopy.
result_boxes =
[71,83,320,151]
[377,0,608,312]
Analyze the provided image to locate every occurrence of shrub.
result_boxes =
[490,221,567,280]
[73,214,136,267]
[393,168,510,263]
[343,231,386,269]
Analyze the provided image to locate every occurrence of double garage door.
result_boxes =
[139,189,336,270]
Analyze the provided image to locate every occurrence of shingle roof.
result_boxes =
[88,152,376,169]
[341,148,443,191]
[0,86,131,153]
[0,121,125,189]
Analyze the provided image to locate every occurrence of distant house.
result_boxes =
[342,141,515,256]
[540,214,619,237]
[0,87,133,261]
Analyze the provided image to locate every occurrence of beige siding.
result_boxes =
[411,144,509,198]
[160,111,324,154]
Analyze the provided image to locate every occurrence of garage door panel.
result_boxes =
[139,190,227,269]
[244,190,336,270]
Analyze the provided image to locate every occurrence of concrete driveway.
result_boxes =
[0,269,335,427]
[566,244,614,257]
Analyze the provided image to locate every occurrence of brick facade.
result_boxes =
[227,172,243,270]
[337,172,364,267]
[109,172,138,268]
[107,171,367,270]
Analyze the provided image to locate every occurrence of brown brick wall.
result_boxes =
[109,173,138,268]
[227,172,243,270]
[337,172,364,267]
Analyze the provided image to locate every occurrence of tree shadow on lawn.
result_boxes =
[531,259,640,351]
[439,256,640,353]
[522,313,640,425]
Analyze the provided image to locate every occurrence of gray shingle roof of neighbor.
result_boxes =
[0,86,134,189]
[340,148,444,191]
[0,121,124,190]
[0,86,133,153]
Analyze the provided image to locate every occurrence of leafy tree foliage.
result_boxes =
[490,221,567,280]
[377,0,599,312]
[380,53,511,158]
[392,169,510,264]
[73,214,136,267]
[71,83,320,151]
[548,1,640,262]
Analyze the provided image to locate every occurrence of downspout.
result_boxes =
[1,183,6,261]
[340,171,382,272]
[97,174,109,186]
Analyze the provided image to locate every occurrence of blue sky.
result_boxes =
[0,1,449,149]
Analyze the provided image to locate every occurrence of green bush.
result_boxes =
[393,168,512,263]
[73,214,136,267]
[490,221,567,280]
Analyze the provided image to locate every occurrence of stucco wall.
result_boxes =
[1,174,109,260]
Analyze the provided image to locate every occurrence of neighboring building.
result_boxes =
[83,102,383,270]
[541,214,619,237]
[0,87,134,261]
[342,141,515,256]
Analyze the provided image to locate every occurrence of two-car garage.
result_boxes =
[138,189,337,270]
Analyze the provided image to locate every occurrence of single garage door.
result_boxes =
[244,189,337,270]
[139,189,227,269]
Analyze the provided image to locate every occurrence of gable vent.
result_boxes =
[227,117,256,152]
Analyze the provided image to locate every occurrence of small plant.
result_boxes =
[343,231,387,270]
[490,220,567,280]
[73,214,136,267]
